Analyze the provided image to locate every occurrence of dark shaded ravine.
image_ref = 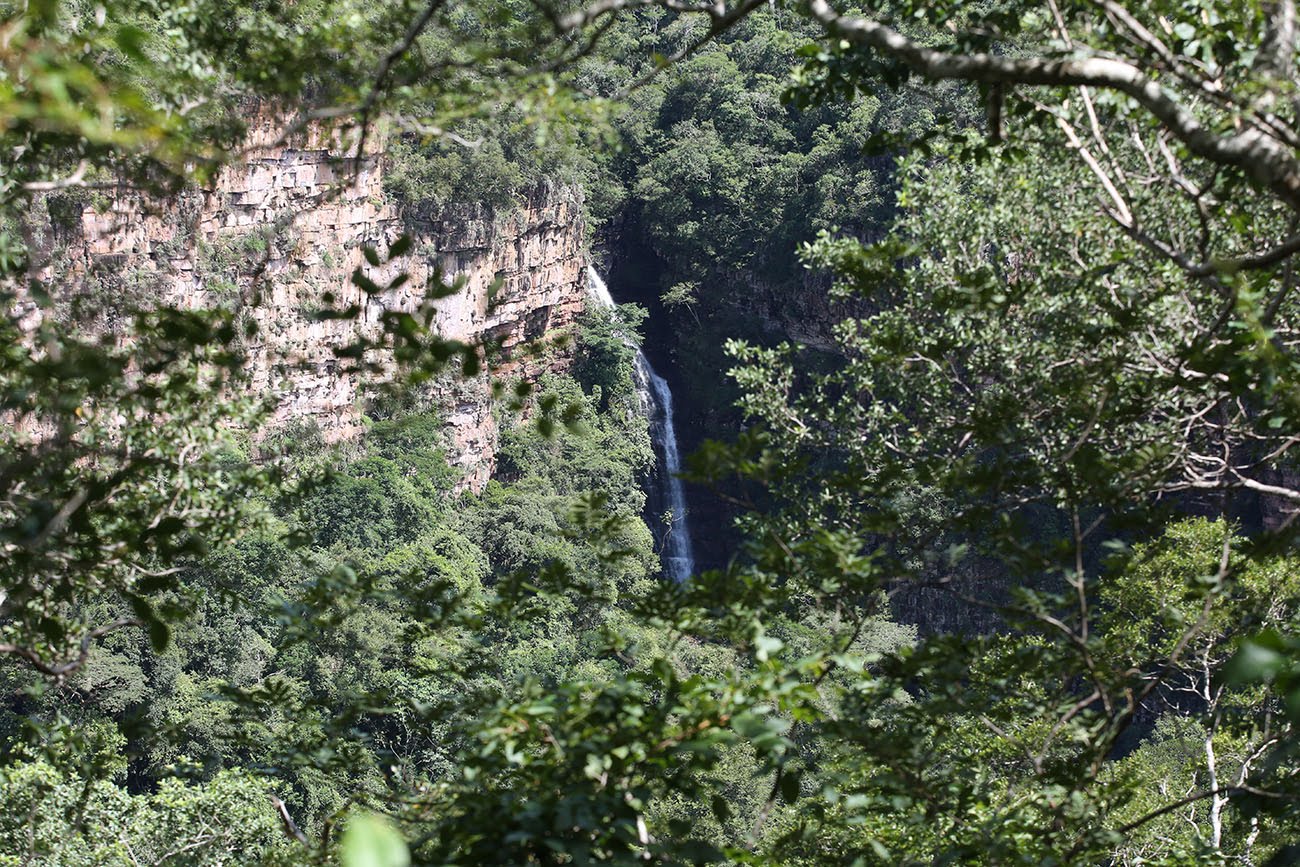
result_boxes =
[587,265,697,582]
[602,244,741,573]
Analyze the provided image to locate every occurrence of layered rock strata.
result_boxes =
[29,114,590,491]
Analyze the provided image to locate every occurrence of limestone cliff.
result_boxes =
[30,113,591,490]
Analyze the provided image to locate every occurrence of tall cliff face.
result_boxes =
[30,113,591,490]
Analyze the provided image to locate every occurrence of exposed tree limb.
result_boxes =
[1048,108,1133,226]
[1115,785,1294,835]
[354,0,452,161]
[1258,0,1298,85]
[805,0,1300,211]
[0,618,143,680]
[22,159,90,192]
[270,794,309,845]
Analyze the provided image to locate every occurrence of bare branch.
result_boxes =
[1115,785,1293,835]
[0,618,143,680]
[22,160,90,192]
[805,0,1300,211]
[354,0,452,161]
[1258,0,1298,85]
[1048,108,1133,226]
[270,793,309,845]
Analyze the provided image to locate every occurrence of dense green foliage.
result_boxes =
[7,0,1300,864]
[0,761,293,865]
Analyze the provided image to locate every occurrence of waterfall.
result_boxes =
[586,265,697,582]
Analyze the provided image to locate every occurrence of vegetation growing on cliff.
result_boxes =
[5,0,1300,864]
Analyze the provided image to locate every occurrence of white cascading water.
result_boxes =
[586,265,697,582]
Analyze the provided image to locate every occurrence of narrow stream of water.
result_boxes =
[587,265,696,582]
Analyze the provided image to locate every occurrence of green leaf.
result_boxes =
[340,814,409,867]
[755,634,784,661]
[388,235,413,258]
[148,618,171,653]
[1222,638,1286,684]
[114,25,148,60]
[352,268,382,295]
[779,768,803,804]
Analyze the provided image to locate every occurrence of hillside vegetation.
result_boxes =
[4,0,1300,864]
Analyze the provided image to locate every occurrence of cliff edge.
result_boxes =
[27,112,591,490]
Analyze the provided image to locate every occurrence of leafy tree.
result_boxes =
[574,303,649,410]
[0,760,295,866]
[715,41,1300,853]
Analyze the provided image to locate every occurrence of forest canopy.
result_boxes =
[4,0,1300,864]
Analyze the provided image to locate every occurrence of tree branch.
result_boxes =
[354,0,452,161]
[1115,785,1292,835]
[0,619,143,679]
[805,0,1300,211]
